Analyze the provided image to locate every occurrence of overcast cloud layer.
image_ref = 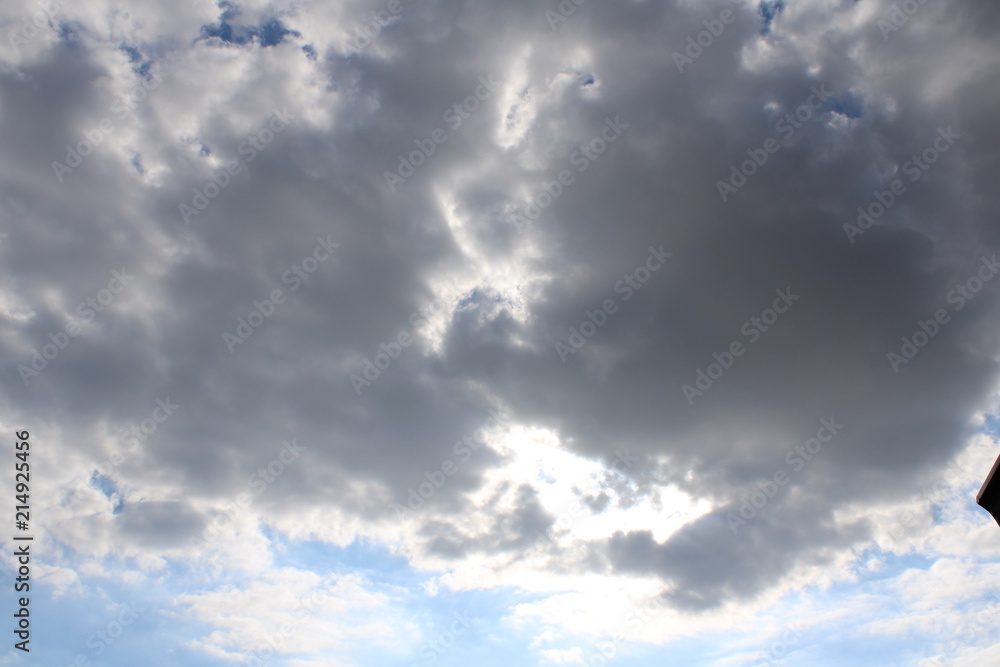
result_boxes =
[2,0,1000,665]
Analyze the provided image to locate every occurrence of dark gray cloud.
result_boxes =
[2,0,999,615]
[116,500,205,549]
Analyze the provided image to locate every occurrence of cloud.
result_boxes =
[3,0,1000,664]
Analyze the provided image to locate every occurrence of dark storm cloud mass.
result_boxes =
[1,0,999,614]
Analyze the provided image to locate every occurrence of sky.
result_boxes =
[1,0,1000,665]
